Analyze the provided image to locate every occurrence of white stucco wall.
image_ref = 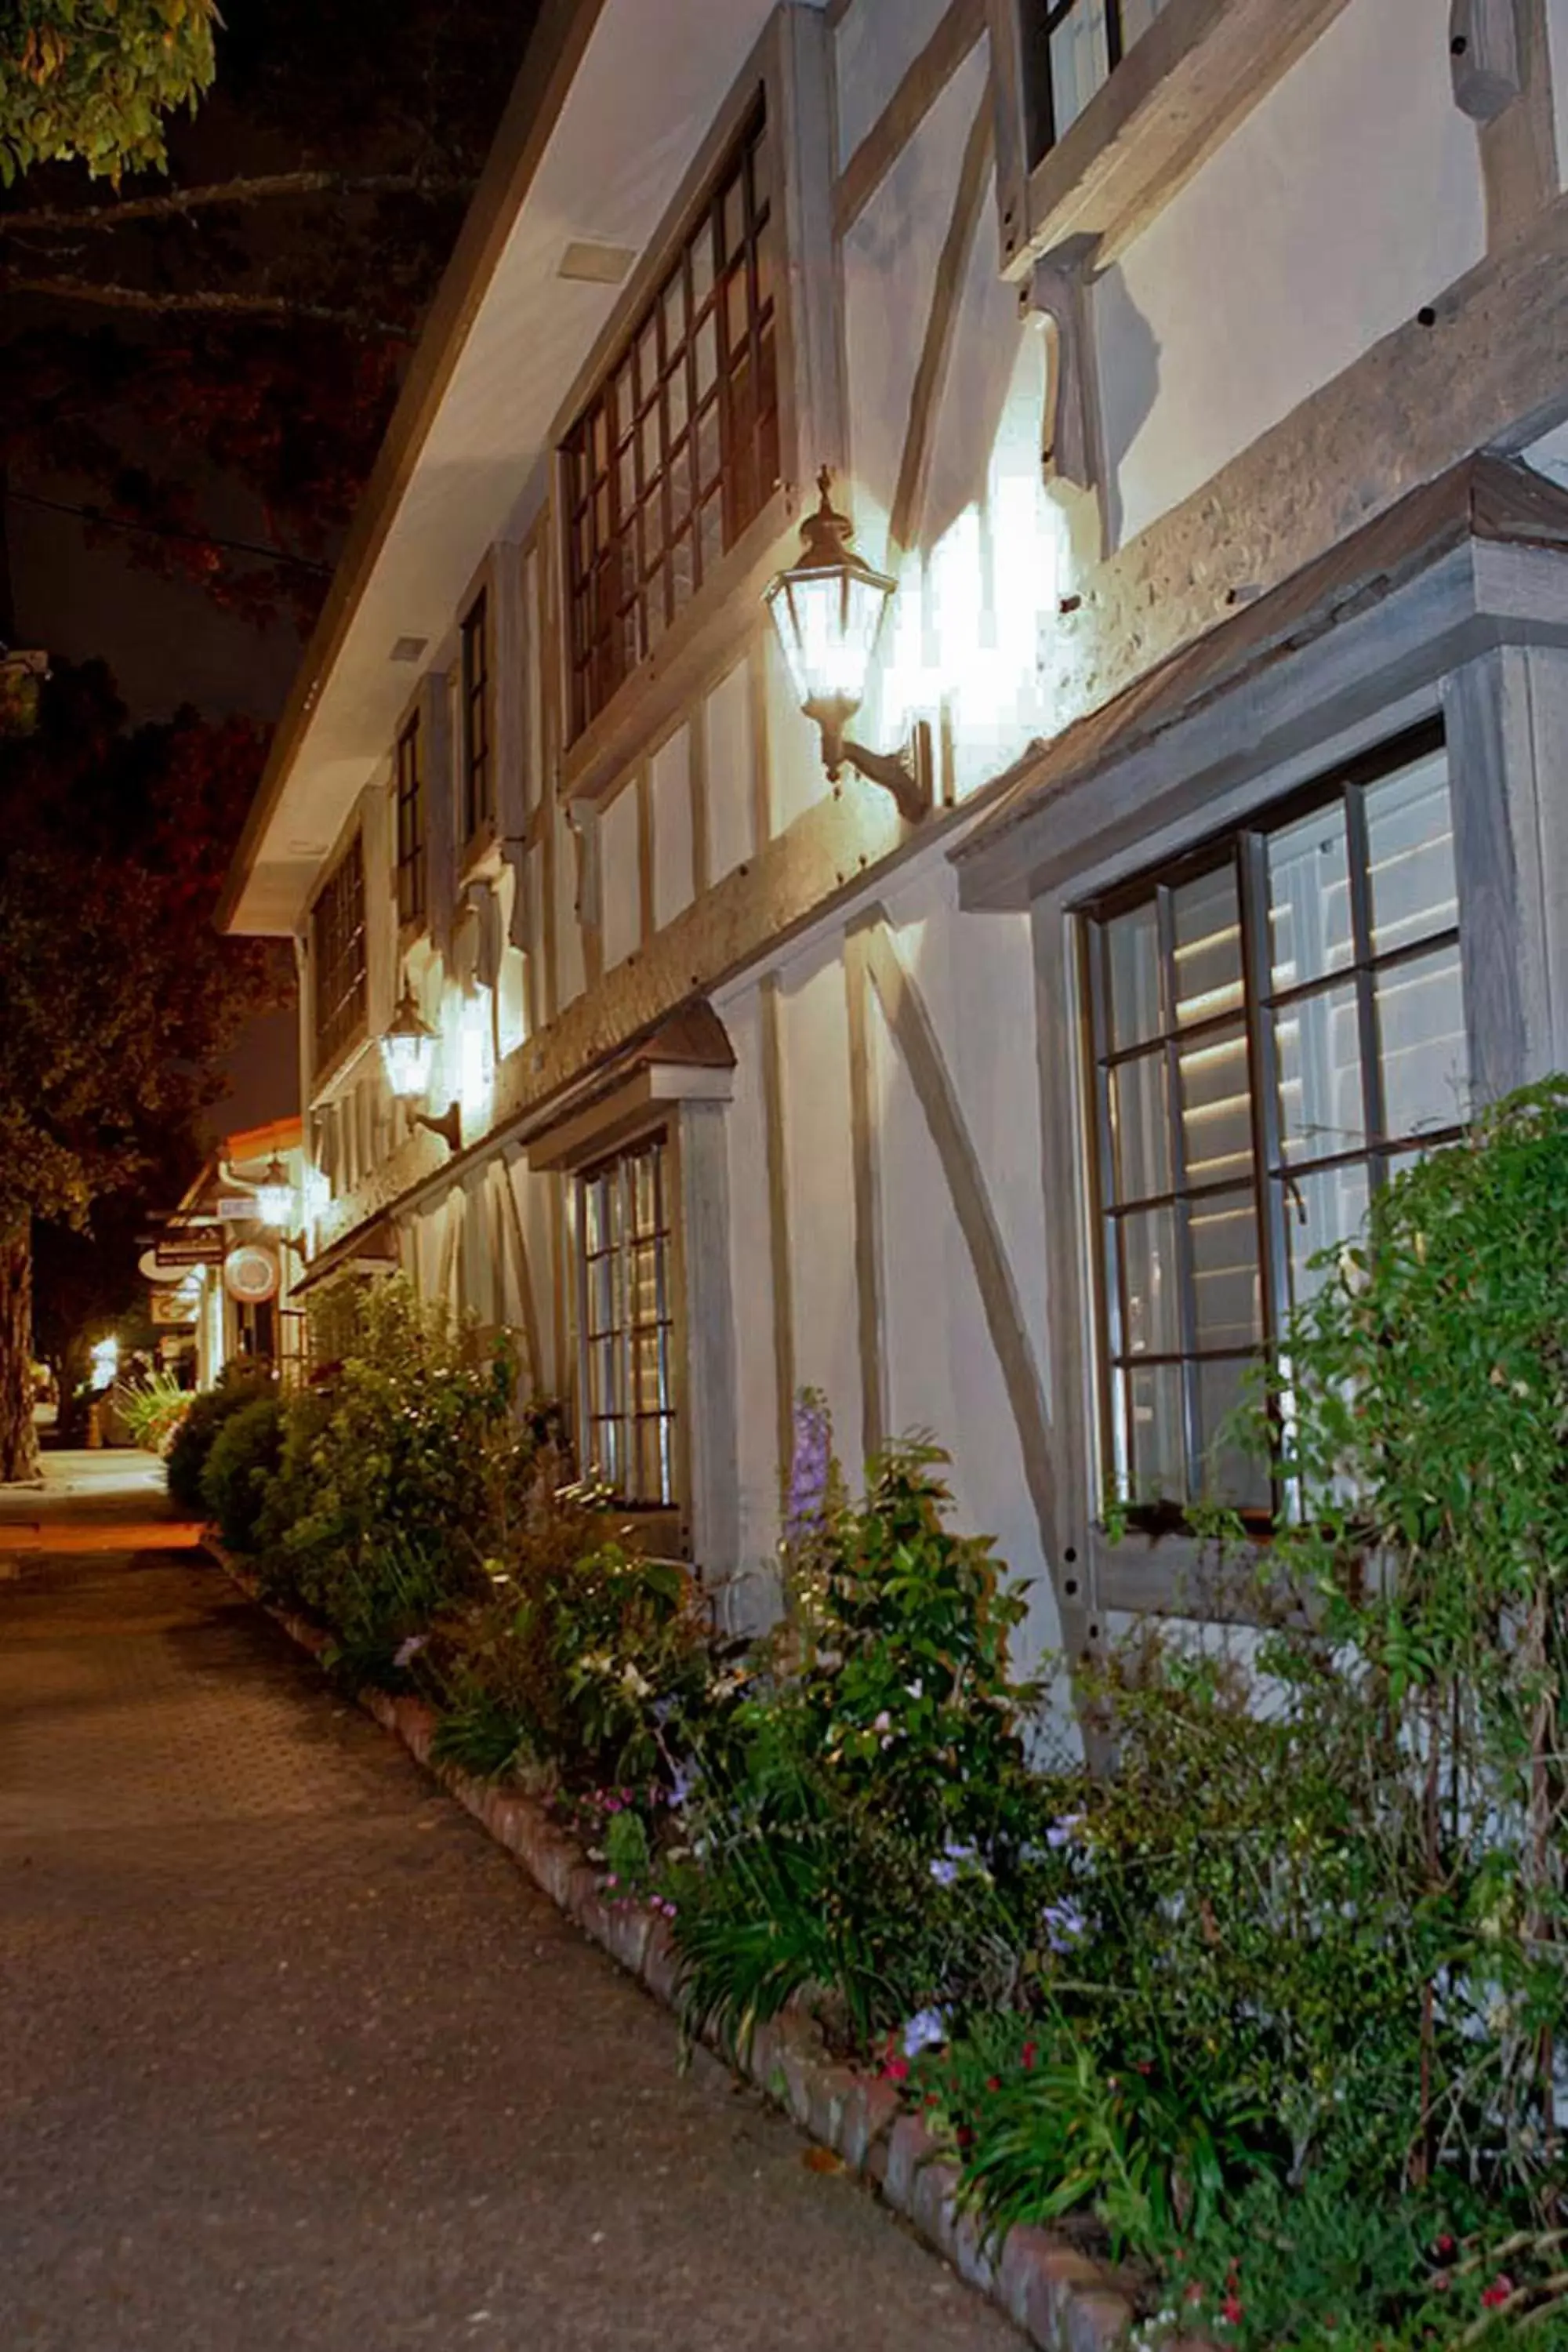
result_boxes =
[1098,0,1487,548]
[774,938,866,1467]
[599,779,642,971]
[833,0,952,165]
[650,724,695,928]
[703,659,756,883]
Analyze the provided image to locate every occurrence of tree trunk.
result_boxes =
[0,1219,40,1483]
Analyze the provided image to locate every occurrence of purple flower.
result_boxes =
[785,1390,833,1546]
[1046,1814,1084,1849]
[393,1634,428,1668]
[902,2007,948,2058]
[928,1838,978,1887]
[1041,1899,1087,1954]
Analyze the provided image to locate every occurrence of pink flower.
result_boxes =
[880,2056,910,2083]
[1220,2295,1243,2325]
[1481,2277,1515,2311]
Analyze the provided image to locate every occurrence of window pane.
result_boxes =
[1123,1363,1185,1502]
[1366,750,1457,956]
[1375,945,1468,1138]
[1120,1204,1181,1357]
[1172,864,1243,1028]
[1275,982,1364,1163]
[1280,1161,1370,1315]
[1049,0,1110,138]
[1189,1189,1261,1351]
[1106,901,1161,1051]
[1110,1049,1170,1203]
[1196,1358,1269,1510]
[1267,802,1352,991]
[1178,1024,1252,1187]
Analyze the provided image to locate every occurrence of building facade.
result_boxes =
[221,0,1568,1679]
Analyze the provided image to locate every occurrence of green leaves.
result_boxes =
[2,1,217,183]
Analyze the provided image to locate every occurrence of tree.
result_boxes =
[2,2,217,185]
[2,0,532,624]
[0,661,283,1479]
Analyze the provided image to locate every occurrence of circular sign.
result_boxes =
[223,1245,280,1304]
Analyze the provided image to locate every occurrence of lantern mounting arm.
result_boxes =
[412,1102,462,1152]
[840,724,933,826]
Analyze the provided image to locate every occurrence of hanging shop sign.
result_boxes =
[223,1245,280,1305]
[151,1292,198,1328]
[217,1195,263,1221]
[146,1228,226,1269]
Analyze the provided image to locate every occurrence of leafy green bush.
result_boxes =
[261,1279,525,1629]
[165,1363,273,1515]
[673,1426,1044,2057]
[115,1368,191,1456]
[199,1395,284,1553]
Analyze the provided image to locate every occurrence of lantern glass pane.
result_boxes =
[768,565,891,713]
[380,1028,435,1101]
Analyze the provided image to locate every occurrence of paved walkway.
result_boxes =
[0,1455,1012,2351]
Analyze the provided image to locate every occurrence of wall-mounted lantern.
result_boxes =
[379,978,461,1152]
[764,468,931,825]
[252,1156,295,1230]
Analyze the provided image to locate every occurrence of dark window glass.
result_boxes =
[394,712,426,929]
[1083,727,1468,1518]
[1021,0,1173,165]
[312,835,367,1069]
[579,1134,676,1508]
[461,591,492,843]
[562,97,779,740]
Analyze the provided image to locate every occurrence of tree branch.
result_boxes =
[0,169,475,239]
[2,274,414,339]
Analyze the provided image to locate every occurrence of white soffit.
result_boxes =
[243,0,811,931]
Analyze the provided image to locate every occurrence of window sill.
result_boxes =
[561,482,797,809]
[1000,0,1352,275]
[1092,1525,1317,1630]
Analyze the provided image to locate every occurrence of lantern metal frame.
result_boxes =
[379,978,461,1152]
[764,469,932,825]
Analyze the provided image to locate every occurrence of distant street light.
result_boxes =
[253,1156,294,1229]
[764,469,931,823]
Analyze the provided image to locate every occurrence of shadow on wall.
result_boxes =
[1091,265,1161,554]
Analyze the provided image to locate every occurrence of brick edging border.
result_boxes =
[207,1541,1150,2352]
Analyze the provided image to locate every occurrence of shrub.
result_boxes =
[165,1363,274,1514]
[673,1423,1044,2058]
[115,1369,191,1456]
[199,1396,285,1553]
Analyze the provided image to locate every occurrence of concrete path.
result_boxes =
[0,1454,1012,2351]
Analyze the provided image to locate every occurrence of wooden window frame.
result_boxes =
[394,709,426,933]
[1077,720,1468,1531]
[460,590,492,851]
[988,0,1353,277]
[311,833,368,1076]
[561,98,779,746]
[576,1129,681,1515]
[552,5,841,809]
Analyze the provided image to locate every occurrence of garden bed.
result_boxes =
[206,1537,1149,2352]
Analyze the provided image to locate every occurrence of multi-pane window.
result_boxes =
[394,711,426,929]
[460,591,492,844]
[1024,0,1173,158]
[1083,727,1468,1516]
[563,98,779,739]
[579,1136,677,1508]
[312,834,367,1069]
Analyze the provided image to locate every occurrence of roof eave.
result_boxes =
[216,0,608,938]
